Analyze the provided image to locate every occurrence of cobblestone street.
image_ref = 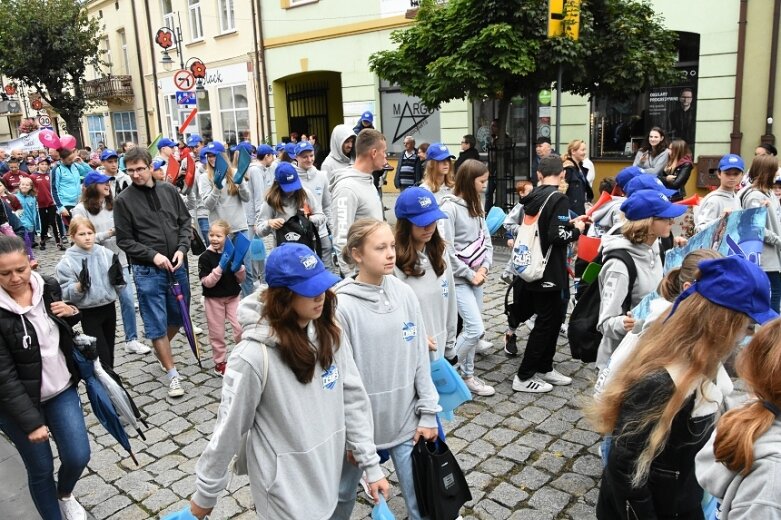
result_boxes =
[6,240,602,520]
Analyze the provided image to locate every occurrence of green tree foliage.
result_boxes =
[370,0,680,128]
[0,0,103,145]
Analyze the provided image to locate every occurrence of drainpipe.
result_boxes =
[762,0,781,146]
[250,0,263,142]
[256,0,273,139]
[130,0,152,143]
[730,0,748,153]
[143,0,164,137]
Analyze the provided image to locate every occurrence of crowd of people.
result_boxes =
[1,117,781,520]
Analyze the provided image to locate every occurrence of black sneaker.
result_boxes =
[504,333,518,356]
[446,354,459,366]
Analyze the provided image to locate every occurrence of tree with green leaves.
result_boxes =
[370,0,680,147]
[0,0,103,146]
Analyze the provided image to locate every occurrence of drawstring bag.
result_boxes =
[510,191,557,282]
[412,437,472,520]
[250,236,267,261]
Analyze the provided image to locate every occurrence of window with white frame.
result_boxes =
[102,36,112,75]
[86,115,106,149]
[161,0,174,29]
[112,111,138,147]
[219,0,235,33]
[118,29,129,74]
[189,0,203,40]
[218,85,249,147]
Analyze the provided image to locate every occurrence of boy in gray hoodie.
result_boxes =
[320,124,355,179]
[188,244,388,520]
[695,154,744,233]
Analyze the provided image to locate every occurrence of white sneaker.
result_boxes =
[124,340,151,354]
[193,325,203,335]
[538,368,572,386]
[559,323,569,337]
[476,339,493,355]
[168,376,185,398]
[525,317,536,331]
[512,375,553,393]
[465,376,496,396]
[58,496,86,520]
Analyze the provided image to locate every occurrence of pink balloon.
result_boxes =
[38,129,60,149]
[60,135,77,149]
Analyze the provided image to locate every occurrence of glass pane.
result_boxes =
[218,87,233,109]
[112,113,121,129]
[220,0,228,31]
[197,91,210,111]
[126,112,137,131]
[198,114,213,141]
[233,86,248,108]
[237,110,250,142]
[162,0,172,13]
[221,112,237,146]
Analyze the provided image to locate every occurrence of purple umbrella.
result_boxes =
[168,271,202,368]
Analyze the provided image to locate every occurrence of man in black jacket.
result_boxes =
[454,134,480,173]
[114,147,191,398]
[508,156,585,393]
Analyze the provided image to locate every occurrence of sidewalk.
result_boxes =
[0,434,39,519]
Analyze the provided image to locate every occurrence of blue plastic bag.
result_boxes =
[160,507,198,520]
[486,206,507,235]
[429,357,471,415]
[372,495,395,520]
[250,236,266,261]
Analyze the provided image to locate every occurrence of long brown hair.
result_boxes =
[206,152,239,196]
[589,288,750,486]
[664,139,690,173]
[394,218,446,278]
[714,318,781,475]
[452,158,486,218]
[750,154,780,192]
[265,183,308,214]
[423,158,454,193]
[81,182,114,215]
[658,249,721,301]
[260,287,341,384]
[640,126,669,157]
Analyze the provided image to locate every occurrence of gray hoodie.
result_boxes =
[329,167,383,274]
[335,276,441,449]
[198,173,251,233]
[741,188,781,272]
[595,234,663,369]
[244,162,268,230]
[254,187,325,237]
[633,149,670,176]
[193,292,383,519]
[71,203,127,266]
[394,250,458,361]
[295,164,332,238]
[696,420,781,519]
[55,244,121,309]
[439,193,494,284]
[320,124,354,179]
[695,188,739,233]
[587,197,625,237]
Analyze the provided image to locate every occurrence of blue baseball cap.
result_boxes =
[186,134,203,147]
[257,144,275,157]
[284,142,297,158]
[295,141,314,156]
[230,141,254,153]
[203,141,226,155]
[275,143,285,153]
[426,142,456,162]
[152,160,165,171]
[83,170,113,186]
[395,187,448,227]
[100,149,118,161]
[670,256,778,325]
[198,149,207,162]
[275,162,302,193]
[360,111,373,124]
[624,175,677,198]
[719,154,745,172]
[265,243,340,297]
[615,166,643,190]
[620,189,687,221]
[157,137,176,150]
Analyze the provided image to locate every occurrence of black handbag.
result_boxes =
[191,225,206,255]
[412,438,472,520]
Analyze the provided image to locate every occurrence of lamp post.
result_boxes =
[154,12,207,82]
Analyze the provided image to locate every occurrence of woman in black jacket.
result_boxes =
[659,139,694,201]
[589,256,777,519]
[561,139,594,216]
[0,236,90,520]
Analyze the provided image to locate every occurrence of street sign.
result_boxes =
[548,0,581,40]
[37,114,51,128]
[173,69,195,91]
[179,108,198,135]
[176,91,197,106]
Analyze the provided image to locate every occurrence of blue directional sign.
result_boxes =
[176,91,196,105]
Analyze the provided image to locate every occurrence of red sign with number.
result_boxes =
[173,69,195,91]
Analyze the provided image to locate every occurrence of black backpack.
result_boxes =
[275,211,322,257]
[568,249,637,363]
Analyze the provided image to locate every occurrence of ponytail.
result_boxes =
[713,401,776,475]
[658,267,683,301]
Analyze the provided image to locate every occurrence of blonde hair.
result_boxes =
[621,217,655,244]
[341,218,390,267]
[68,216,96,238]
[562,139,586,169]
[209,219,231,236]
[423,158,454,193]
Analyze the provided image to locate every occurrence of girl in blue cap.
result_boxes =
[591,255,778,520]
[420,142,455,204]
[187,243,389,520]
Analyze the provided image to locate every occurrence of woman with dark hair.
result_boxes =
[0,235,90,520]
[633,127,670,176]
[440,158,495,396]
[660,139,693,201]
[755,143,778,156]
[71,171,149,356]
[186,243,389,519]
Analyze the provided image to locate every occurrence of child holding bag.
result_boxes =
[55,217,124,368]
[198,220,245,376]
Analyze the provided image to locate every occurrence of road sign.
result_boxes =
[176,91,197,106]
[37,114,51,128]
[179,108,198,135]
[174,69,195,91]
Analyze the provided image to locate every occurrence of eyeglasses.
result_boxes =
[126,166,148,175]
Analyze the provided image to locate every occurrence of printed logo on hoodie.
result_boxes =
[402,322,417,342]
[321,364,339,390]
[441,278,449,299]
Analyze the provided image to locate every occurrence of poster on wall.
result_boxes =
[379,91,440,155]
[647,66,698,147]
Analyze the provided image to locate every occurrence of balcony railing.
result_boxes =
[84,75,133,101]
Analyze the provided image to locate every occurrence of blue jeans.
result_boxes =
[332,440,426,520]
[768,271,781,314]
[454,283,485,378]
[117,272,138,342]
[198,217,210,243]
[0,385,90,519]
[132,264,190,340]
[234,230,255,297]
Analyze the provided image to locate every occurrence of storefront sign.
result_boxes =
[160,63,247,94]
[380,91,440,154]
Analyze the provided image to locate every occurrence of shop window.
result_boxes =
[111,111,138,147]
[218,85,249,147]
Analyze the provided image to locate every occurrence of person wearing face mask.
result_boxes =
[633,127,670,176]
[561,139,594,216]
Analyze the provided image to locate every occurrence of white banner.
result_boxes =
[0,130,43,152]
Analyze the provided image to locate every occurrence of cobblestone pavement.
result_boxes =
[20,238,602,520]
